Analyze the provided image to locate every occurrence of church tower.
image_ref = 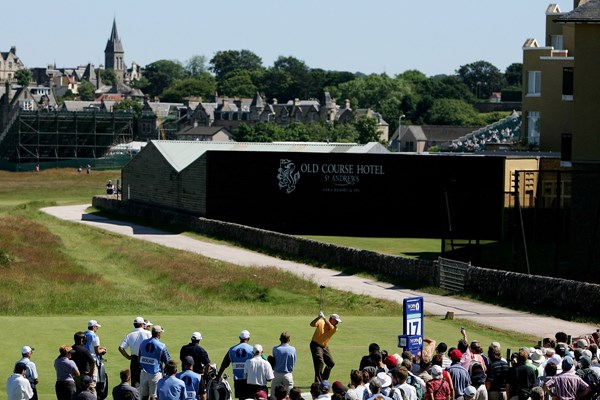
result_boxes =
[104,18,125,82]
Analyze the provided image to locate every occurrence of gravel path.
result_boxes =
[42,204,597,338]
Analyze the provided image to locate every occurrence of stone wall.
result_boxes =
[465,266,600,315]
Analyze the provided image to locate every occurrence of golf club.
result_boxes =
[319,284,326,313]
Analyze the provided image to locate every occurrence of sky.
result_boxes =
[1,0,572,77]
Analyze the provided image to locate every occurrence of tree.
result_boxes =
[143,59,188,98]
[14,69,32,86]
[186,55,208,77]
[99,69,117,86]
[159,73,216,103]
[209,50,264,81]
[354,116,381,144]
[425,98,484,125]
[78,80,96,101]
[505,63,523,87]
[457,60,506,99]
[218,70,257,97]
[260,56,313,102]
[113,98,143,117]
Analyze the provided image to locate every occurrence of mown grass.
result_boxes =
[0,169,543,400]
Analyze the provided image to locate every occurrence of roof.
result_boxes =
[149,140,390,172]
[557,0,600,22]
[177,126,233,137]
[105,18,124,53]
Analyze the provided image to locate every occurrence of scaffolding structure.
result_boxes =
[0,109,134,163]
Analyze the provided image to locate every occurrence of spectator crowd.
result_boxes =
[6,316,600,400]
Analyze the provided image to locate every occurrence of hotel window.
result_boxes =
[527,71,541,96]
[527,111,540,145]
[550,35,564,50]
[562,67,573,100]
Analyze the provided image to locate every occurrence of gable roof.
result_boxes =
[556,0,600,22]
[177,126,234,137]
[148,140,389,172]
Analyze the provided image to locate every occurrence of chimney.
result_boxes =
[10,46,16,55]
[272,98,278,105]
[345,99,350,109]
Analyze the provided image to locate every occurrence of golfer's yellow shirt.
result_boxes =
[311,319,337,347]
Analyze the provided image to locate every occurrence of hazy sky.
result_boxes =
[2,0,571,77]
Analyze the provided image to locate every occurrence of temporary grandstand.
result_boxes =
[440,111,522,152]
[0,109,133,165]
[0,83,134,169]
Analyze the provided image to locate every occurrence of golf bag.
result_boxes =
[206,364,232,400]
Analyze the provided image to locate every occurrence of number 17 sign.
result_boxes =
[398,296,424,357]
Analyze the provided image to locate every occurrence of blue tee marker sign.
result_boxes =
[398,296,424,357]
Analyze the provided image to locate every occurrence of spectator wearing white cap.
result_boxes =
[119,316,152,388]
[310,312,342,382]
[217,330,253,400]
[16,346,38,400]
[85,319,106,395]
[180,332,211,378]
[139,325,170,400]
[426,365,452,400]
[456,386,476,400]
[244,344,273,398]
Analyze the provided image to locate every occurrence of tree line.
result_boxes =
[126,50,522,132]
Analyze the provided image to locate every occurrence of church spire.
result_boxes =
[104,17,125,81]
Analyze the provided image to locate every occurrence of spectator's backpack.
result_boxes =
[406,374,424,400]
[581,369,600,400]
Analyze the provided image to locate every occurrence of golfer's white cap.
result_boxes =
[330,314,342,323]
[88,320,101,328]
[134,316,145,324]
[191,332,203,340]
[21,346,34,354]
[240,330,250,339]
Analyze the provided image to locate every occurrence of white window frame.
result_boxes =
[527,71,541,96]
[551,35,564,50]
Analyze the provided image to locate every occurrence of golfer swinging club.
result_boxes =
[309,285,341,382]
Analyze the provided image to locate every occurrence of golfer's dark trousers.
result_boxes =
[310,340,335,382]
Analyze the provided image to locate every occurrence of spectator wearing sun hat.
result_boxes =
[367,378,393,400]
[456,386,476,400]
[426,365,452,400]
[180,331,211,378]
[119,316,152,388]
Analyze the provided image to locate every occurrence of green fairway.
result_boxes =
[1,315,535,400]
[0,169,539,400]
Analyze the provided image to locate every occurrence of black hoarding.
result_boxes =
[205,151,505,239]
